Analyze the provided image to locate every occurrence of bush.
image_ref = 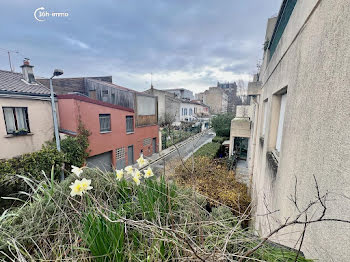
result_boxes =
[212,136,229,144]
[194,142,221,159]
[175,156,251,214]
[0,168,311,261]
[211,113,234,137]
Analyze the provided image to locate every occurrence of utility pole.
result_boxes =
[49,69,64,180]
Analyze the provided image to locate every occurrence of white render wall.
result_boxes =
[249,1,350,261]
[0,96,54,159]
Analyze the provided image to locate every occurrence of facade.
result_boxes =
[179,100,195,122]
[191,100,210,117]
[144,87,181,124]
[218,82,245,114]
[197,87,228,114]
[41,76,159,170]
[165,88,194,100]
[58,94,158,171]
[232,1,350,261]
[0,61,54,159]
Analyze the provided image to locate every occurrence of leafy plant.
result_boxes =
[82,212,125,262]
[194,142,221,159]
[211,113,234,137]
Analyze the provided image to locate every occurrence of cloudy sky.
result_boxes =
[0,0,281,93]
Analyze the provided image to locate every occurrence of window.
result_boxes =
[3,107,30,134]
[184,108,187,115]
[189,108,193,115]
[99,114,111,132]
[181,108,184,116]
[126,116,134,133]
[262,100,268,136]
[276,93,287,152]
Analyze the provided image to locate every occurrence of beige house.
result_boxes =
[0,61,54,159]
[196,86,228,114]
[230,0,350,261]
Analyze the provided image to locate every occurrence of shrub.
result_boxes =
[175,156,251,214]
[0,168,311,262]
[194,142,221,159]
[212,136,229,144]
[211,113,234,137]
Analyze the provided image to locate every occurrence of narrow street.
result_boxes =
[143,130,216,175]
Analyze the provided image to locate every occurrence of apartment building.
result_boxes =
[231,0,350,261]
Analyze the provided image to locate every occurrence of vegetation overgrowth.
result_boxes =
[211,113,235,137]
[0,160,312,261]
[0,123,90,212]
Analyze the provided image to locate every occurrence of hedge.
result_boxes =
[194,142,221,159]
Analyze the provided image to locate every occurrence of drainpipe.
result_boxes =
[250,96,260,180]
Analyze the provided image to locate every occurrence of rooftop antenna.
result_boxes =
[0,47,21,72]
[150,72,153,88]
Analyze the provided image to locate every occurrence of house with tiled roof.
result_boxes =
[0,60,54,159]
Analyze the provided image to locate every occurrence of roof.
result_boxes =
[57,94,134,112]
[0,69,51,96]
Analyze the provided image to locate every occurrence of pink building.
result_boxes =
[58,94,158,170]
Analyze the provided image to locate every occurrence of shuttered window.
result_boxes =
[99,114,111,132]
[3,107,30,134]
[126,116,134,133]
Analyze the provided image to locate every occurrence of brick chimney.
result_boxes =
[20,58,36,83]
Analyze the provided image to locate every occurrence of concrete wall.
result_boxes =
[249,1,350,261]
[204,87,228,114]
[0,96,54,159]
[58,95,159,169]
[144,88,180,124]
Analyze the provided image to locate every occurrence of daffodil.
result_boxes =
[133,168,142,179]
[71,165,84,177]
[144,167,154,178]
[116,169,124,181]
[133,175,141,185]
[69,178,93,197]
[125,165,133,174]
[80,178,93,191]
[136,155,148,168]
[69,179,85,197]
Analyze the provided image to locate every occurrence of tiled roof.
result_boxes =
[0,69,51,96]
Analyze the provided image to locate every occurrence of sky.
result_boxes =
[0,0,281,94]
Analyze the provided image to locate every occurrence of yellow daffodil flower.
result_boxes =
[69,179,85,197]
[133,169,142,179]
[71,165,84,177]
[136,155,148,168]
[125,165,133,174]
[133,175,141,185]
[116,169,124,181]
[69,178,93,197]
[80,178,93,191]
[144,167,154,178]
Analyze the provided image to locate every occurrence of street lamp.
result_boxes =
[49,69,64,180]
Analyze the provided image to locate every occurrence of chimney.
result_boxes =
[20,58,36,83]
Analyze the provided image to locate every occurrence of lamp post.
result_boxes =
[49,69,64,180]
